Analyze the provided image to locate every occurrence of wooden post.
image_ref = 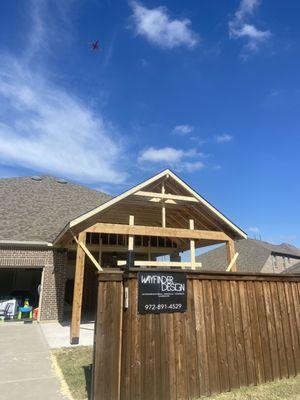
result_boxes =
[70,231,86,345]
[162,182,166,228]
[226,239,236,272]
[128,215,134,251]
[190,219,196,270]
[93,271,124,400]
[148,238,151,261]
[99,237,102,265]
[126,215,135,271]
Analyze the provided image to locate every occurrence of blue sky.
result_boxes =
[0,0,299,246]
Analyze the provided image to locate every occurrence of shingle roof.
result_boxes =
[283,262,300,274]
[0,176,111,243]
[197,238,300,273]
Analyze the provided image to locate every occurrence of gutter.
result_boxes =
[0,239,53,248]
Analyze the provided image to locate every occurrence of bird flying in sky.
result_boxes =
[90,40,100,51]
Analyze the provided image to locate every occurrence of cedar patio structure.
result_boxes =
[54,169,247,344]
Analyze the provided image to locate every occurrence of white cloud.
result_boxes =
[235,0,261,21]
[0,1,127,185]
[173,124,194,135]
[190,136,206,145]
[216,133,233,143]
[229,0,271,53]
[139,147,184,163]
[0,59,127,184]
[177,161,204,173]
[138,147,204,173]
[130,1,198,49]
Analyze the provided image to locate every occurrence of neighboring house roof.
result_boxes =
[197,238,300,273]
[0,176,111,243]
[283,262,300,274]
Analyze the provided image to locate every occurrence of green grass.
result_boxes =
[52,346,300,400]
[52,346,93,400]
[201,375,300,400]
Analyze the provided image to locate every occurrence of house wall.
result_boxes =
[261,254,300,273]
[0,246,67,321]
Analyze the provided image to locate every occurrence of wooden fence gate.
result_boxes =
[92,269,300,400]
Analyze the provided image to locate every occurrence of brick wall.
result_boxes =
[0,246,67,321]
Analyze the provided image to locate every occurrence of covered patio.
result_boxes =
[54,169,247,344]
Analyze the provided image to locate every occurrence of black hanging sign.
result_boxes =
[137,271,187,314]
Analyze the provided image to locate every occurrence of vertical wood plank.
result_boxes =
[230,281,248,387]
[221,280,239,390]
[154,313,162,400]
[238,281,256,386]
[129,279,142,400]
[284,283,300,374]
[120,280,132,400]
[93,276,123,400]
[277,281,296,377]
[262,282,281,380]
[173,311,188,399]
[247,281,266,384]
[254,281,273,382]
[203,280,221,394]
[291,282,300,337]
[167,313,177,400]
[269,281,289,379]
[212,280,230,393]
[184,279,199,399]
[160,313,171,400]
[194,280,210,397]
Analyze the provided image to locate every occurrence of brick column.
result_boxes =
[40,249,68,321]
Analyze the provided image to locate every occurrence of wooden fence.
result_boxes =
[92,270,300,400]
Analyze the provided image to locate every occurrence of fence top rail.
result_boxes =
[97,268,300,282]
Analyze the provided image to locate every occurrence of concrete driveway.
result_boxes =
[0,322,70,400]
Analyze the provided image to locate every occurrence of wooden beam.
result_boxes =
[128,215,134,251]
[70,232,86,345]
[190,219,196,270]
[162,182,166,228]
[134,190,199,203]
[98,237,102,265]
[226,252,239,272]
[148,238,151,261]
[117,260,202,268]
[226,240,237,272]
[72,234,103,272]
[85,223,230,242]
[65,243,177,254]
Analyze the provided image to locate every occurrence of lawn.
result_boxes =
[52,346,300,400]
[52,346,93,400]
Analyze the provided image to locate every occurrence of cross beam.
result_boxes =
[85,223,230,242]
[133,191,199,203]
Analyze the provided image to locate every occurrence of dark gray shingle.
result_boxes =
[0,176,111,243]
[283,262,300,274]
[197,238,300,273]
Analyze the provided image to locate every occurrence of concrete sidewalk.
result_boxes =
[41,321,94,348]
[0,322,70,400]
